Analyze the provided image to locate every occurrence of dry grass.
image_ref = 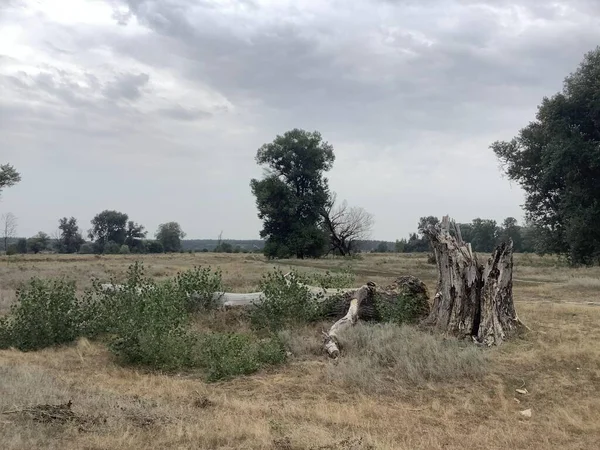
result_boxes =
[1,253,600,449]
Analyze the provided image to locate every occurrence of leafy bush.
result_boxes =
[327,323,487,392]
[79,243,95,254]
[249,269,324,331]
[0,278,82,351]
[79,263,192,369]
[173,266,223,312]
[147,241,164,254]
[0,262,284,380]
[197,332,286,382]
[119,244,131,254]
[5,244,17,256]
[103,241,121,254]
[374,293,429,325]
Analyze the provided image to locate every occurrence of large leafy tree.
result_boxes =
[57,217,85,254]
[125,220,147,252]
[497,217,524,252]
[88,210,129,253]
[491,47,600,265]
[156,222,185,252]
[470,218,499,253]
[27,232,50,254]
[250,129,334,259]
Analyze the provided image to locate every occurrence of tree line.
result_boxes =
[3,46,600,264]
[1,207,187,255]
[389,216,535,254]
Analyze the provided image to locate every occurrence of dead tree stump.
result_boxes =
[423,216,526,345]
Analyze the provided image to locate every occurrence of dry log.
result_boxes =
[423,215,526,345]
[322,283,375,358]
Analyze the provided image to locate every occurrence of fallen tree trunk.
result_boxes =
[323,283,375,358]
[423,216,526,345]
[101,273,432,357]
[213,286,358,308]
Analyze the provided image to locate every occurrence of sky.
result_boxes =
[1,0,600,241]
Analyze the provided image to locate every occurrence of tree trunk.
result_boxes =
[323,283,375,358]
[423,216,526,345]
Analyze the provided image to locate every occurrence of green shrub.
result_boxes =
[173,266,223,312]
[103,241,121,254]
[79,243,95,254]
[82,263,191,366]
[6,244,17,256]
[249,269,324,332]
[197,332,286,382]
[0,278,82,351]
[119,244,131,254]
[147,241,164,254]
[374,293,428,325]
[0,262,284,380]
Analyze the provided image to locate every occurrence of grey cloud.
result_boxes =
[3,71,93,108]
[107,0,600,151]
[102,72,150,101]
[3,0,600,239]
[158,105,212,121]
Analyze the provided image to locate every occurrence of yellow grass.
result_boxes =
[1,253,600,449]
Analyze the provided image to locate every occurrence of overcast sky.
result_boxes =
[1,0,599,241]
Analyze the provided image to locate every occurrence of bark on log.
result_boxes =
[323,283,375,358]
[423,215,526,345]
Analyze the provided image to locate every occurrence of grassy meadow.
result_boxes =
[1,252,599,449]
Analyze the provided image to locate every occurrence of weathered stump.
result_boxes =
[423,216,526,345]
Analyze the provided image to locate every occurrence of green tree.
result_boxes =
[125,220,147,252]
[250,129,334,259]
[375,242,389,253]
[16,238,27,254]
[0,164,21,197]
[156,222,186,252]
[498,217,524,252]
[27,232,50,254]
[470,218,499,253]
[57,217,85,254]
[491,46,600,264]
[146,241,164,254]
[395,239,406,253]
[88,210,128,254]
[417,216,440,235]
[457,223,474,244]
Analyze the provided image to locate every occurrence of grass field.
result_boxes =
[1,253,599,449]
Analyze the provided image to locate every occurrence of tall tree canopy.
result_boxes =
[88,210,128,253]
[156,222,185,252]
[27,232,50,254]
[125,221,147,252]
[57,217,85,254]
[491,47,600,265]
[250,129,334,259]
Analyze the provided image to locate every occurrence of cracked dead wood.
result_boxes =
[423,215,526,345]
[322,283,376,358]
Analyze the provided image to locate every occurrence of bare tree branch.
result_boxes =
[321,195,374,256]
[1,213,18,252]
